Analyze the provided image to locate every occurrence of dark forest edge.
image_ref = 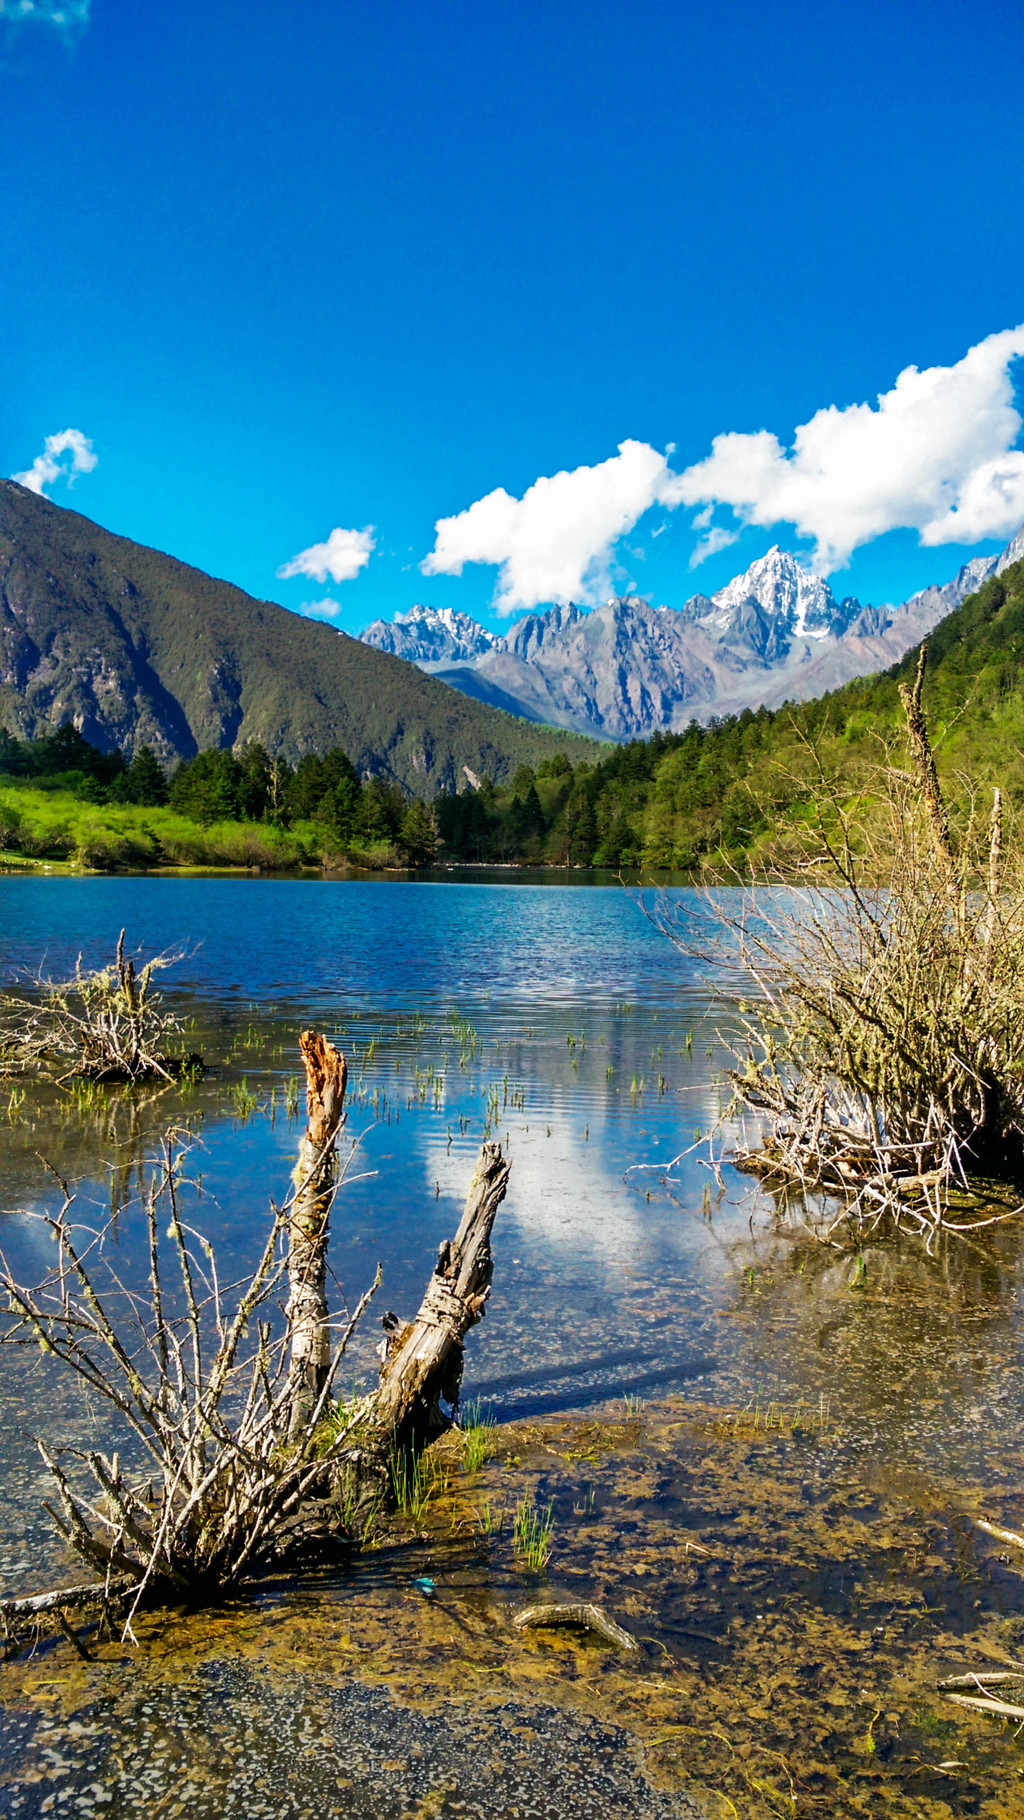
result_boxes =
[2,555,1023,874]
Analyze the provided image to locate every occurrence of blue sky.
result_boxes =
[2,0,1023,635]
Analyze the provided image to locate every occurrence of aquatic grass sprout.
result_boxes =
[459,1400,497,1472]
[230,1077,260,1120]
[513,1492,554,1571]
[390,1445,446,1519]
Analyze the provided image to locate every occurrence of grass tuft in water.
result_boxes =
[513,1491,554,1571]
[459,1400,497,1473]
[390,1445,446,1520]
[230,1077,259,1119]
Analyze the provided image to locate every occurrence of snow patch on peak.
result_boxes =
[361,603,496,663]
[707,545,845,641]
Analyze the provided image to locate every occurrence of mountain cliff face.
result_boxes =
[359,540,1018,740]
[361,603,497,663]
[0,480,598,789]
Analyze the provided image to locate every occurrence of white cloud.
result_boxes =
[0,1,90,30]
[674,325,1024,572]
[12,428,97,496]
[422,439,680,612]
[277,525,375,586]
[298,598,341,620]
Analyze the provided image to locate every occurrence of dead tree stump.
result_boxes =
[287,1030,348,1434]
[334,1140,510,1515]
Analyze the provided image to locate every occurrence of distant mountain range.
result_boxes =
[0,481,597,791]
[362,533,1024,741]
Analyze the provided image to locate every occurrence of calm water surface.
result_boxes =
[2,876,1023,1541]
[2,876,1024,1816]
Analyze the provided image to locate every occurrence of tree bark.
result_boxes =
[334,1140,510,1512]
[375,1139,510,1436]
[287,1031,348,1434]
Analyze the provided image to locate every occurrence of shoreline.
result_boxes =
[4,1398,1022,1816]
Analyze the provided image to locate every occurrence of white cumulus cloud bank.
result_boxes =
[422,440,681,612]
[13,428,97,496]
[277,525,375,586]
[676,324,1024,572]
[0,1,90,30]
[420,327,1024,604]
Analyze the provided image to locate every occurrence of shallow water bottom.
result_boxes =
[6,1404,1024,1817]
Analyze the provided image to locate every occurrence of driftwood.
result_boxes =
[0,1574,138,1620]
[0,1575,140,1659]
[334,1140,511,1512]
[938,1671,1024,1691]
[975,1518,1024,1553]
[287,1031,348,1433]
[942,1690,1024,1722]
[513,1602,639,1651]
[937,1667,1024,1723]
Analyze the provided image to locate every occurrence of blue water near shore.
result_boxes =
[0,873,697,1009]
[2,874,1024,1593]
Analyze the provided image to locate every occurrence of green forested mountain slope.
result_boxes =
[435,558,1024,869]
[0,481,599,792]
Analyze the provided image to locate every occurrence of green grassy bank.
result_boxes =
[0,783,403,873]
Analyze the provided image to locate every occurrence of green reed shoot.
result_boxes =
[459,1400,497,1472]
[390,1445,445,1519]
[513,1492,554,1571]
[4,1085,26,1123]
[230,1077,259,1119]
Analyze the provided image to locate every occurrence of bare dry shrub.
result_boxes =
[0,929,195,1082]
[0,1130,378,1629]
[652,652,1024,1247]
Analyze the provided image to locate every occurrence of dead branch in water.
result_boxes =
[0,929,200,1082]
[0,1033,511,1645]
[0,1115,379,1622]
[331,1140,511,1516]
[513,1602,638,1650]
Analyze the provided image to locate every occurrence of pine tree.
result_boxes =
[399,801,440,867]
[125,745,168,806]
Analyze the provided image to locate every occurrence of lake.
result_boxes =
[3,874,1024,1817]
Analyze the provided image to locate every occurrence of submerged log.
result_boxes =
[513,1603,639,1651]
[287,1031,348,1434]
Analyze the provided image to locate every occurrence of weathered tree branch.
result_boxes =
[287,1031,348,1433]
[333,1140,511,1513]
[898,646,954,866]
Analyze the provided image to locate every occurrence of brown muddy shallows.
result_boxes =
[5,1401,1024,1817]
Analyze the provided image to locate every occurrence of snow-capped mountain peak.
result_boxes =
[355,523,1024,743]
[703,545,850,641]
[361,603,496,663]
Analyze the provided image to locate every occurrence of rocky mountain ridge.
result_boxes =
[0,480,597,790]
[360,540,1018,740]
[362,602,498,663]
